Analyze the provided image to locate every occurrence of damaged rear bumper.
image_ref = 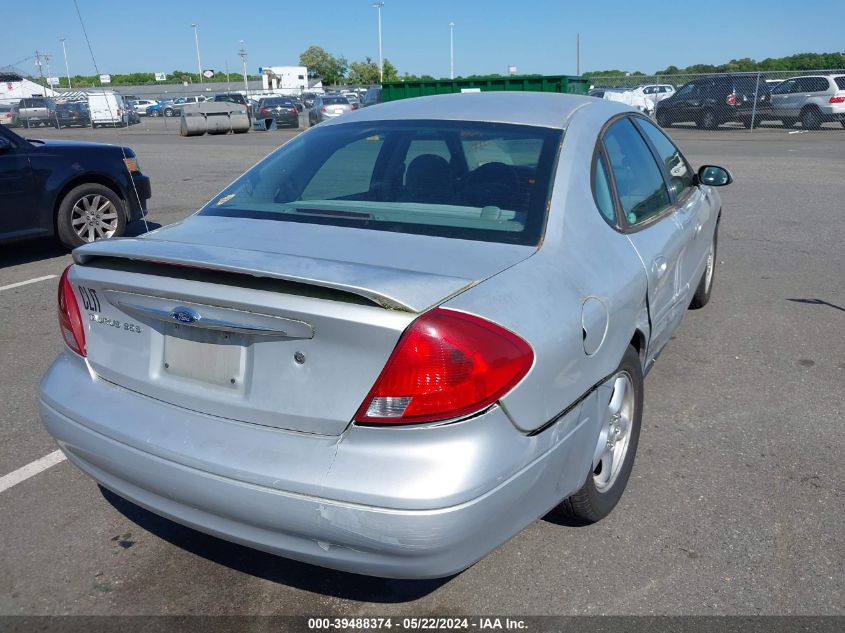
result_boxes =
[39,353,596,579]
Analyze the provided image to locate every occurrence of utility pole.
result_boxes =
[576,33,581,75]
[239,41,249,98]
[449,22,455,80]
[60,39,71,89]
[225,62,230,93]
[35,51,46,96]
[372,2,384,82]
[192,23,203,84]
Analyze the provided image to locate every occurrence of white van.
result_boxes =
[87,92,128,127]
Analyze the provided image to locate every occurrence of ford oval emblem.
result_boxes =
[170,307,200,324]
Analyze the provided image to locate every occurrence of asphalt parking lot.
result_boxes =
[1,116,843,616]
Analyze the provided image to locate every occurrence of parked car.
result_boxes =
[17,97,56,127]
[38,92,731,579]
[124,101,141,125]
[88,92,129,128]
[769,74,845,129]
[342,91,361,109]
[0,123,151,248]
[361,86,382,107]
[655,74,772,129]
[253,97,299,128]
[132,99,158,115]
[308,94,352,125]
[633,84,676,105]
[302,92,317,108]
[213,92,252,121]
[162,96,207,117]
[146,100,172,117]
[0,104,19,127]
[54,102,91,128]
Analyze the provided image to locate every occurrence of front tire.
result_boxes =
[553,345,643,524]
[697,109,718,130]
[801,107,822,130]
[56,183,126,249]
[690,224,718,309]
[655,109,671,128]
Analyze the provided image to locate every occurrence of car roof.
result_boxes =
[326,91,618,129]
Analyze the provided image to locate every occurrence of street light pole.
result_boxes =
[191,23,203,84]
[239,41,249,98]
[449,22,455,80]
[372,2,384,82]
[60,38,71,89]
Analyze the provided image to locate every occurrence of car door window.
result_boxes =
[635,118,695,201]
[602,118,671,226]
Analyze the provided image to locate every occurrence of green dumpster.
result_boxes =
[380,75,589,102]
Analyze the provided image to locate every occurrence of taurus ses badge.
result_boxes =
[170,307,201,325]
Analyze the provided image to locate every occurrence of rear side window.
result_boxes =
[593,153,616,225]
[835,77,845,90]
[203,120,562,246]
[602,118,671,226]
[798,77,831,92]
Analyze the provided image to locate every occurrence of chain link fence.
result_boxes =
[588,69,845,131]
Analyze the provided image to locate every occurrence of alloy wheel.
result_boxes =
[70,194,119,242]
[592,372,635,493]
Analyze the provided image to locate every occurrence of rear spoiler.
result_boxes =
[73,238,477,313]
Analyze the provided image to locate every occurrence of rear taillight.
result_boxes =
[829,96,845,104]
[320,106,327,112]
[355,308,533,425]
[726,93,737,106]
[289,107,297,113]
[57,265,86,356]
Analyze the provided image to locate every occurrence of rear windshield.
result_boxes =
[322,96,348,105]
[201,120,562,246]
[263,98,293,106]
[733,77,768,95]
[835,77,845,90]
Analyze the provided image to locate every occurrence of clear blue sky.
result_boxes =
[2,0,843,78]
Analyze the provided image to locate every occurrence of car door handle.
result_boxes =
[653,257,668,278]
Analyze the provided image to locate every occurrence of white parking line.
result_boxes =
[0,274,58,292]
[0,450,67,494]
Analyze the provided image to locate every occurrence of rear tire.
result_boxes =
[690,224,718,309]
[655,110,671,128]
[553,345,643,524]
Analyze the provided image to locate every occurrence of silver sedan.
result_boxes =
[40,92,732,579]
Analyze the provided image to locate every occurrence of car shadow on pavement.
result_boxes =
[99,486,453,602]
[0,238,67,268]
[0,221,159,269]
[786,297,845,313]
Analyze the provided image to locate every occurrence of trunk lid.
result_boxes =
[70,217,535,435]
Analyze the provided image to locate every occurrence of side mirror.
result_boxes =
[0,137,11,155]
[697,165,733,187]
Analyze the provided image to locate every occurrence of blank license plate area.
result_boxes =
[163,324,246,388]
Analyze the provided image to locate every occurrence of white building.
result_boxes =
[260,66,308,93]
[0,72,57,104]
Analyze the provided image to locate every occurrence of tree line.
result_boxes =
[585,52,844,77]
